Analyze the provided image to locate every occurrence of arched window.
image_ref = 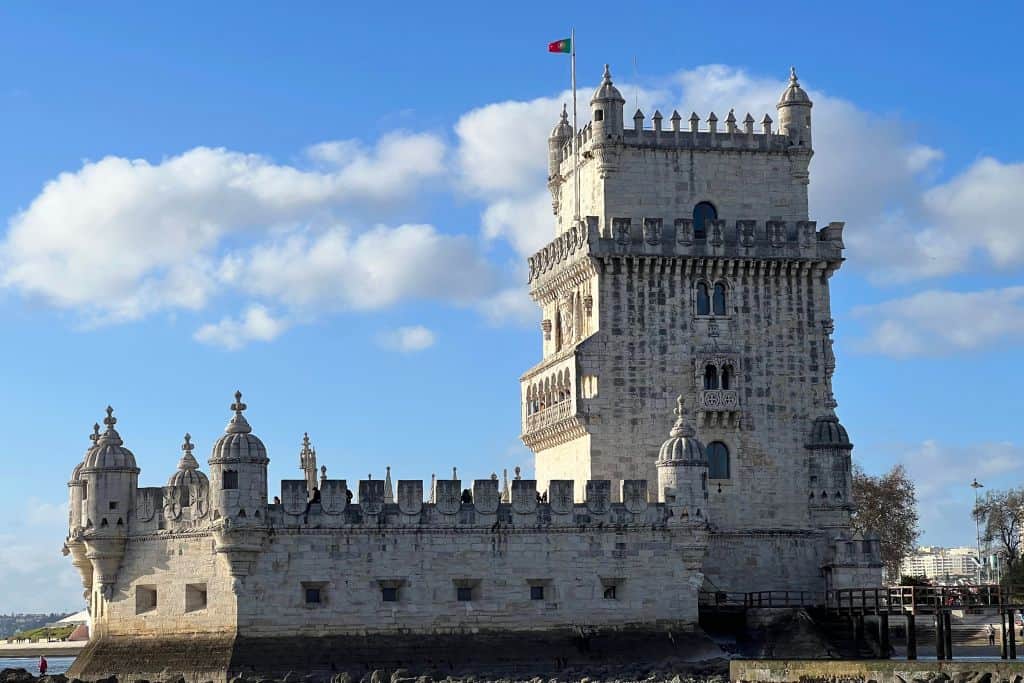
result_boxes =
[713,283,727,315]
[721,365,733,390]
[696,282,710,315]
[707,442,730,479]
[693,202,717,240]
[553,310,562,351]
[703,364,719,390]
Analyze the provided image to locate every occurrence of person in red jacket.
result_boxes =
[38,656,48,676]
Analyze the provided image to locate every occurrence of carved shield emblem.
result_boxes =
[548,480,574,515]
[136,488,158,522]
[644,218,662,245]
[434,480,461,515]
[162,486,183,521]
[192,483,210,520]
[397,480,423,516]
[320,480,348,515]
[622,480,648,514]
[359,479,385,515]
[473,479,499,514]
[281,480,307,516]
[586,480,611,515]
[511,479,538,514]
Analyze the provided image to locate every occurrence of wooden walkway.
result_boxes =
[700,584,1024,661]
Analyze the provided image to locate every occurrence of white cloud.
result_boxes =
[852,286,1024,356]
[0,500,83,612]
[480,191,554,258]
[476,286,536,328]
[377,325,436,352]
[218,223,497,312]
[866,440,1024,547]
[194,304,290,351]
[0,133,446,324]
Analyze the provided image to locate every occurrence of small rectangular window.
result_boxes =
[603,585,617,600]
[185,583,207,612]
[457,586,473,602]
[135,586,158,614]
[601,578,623,600]
[223,470,238,490]
[595,109,604,122]
[530,585,545,601]
[301,581,327,606]
[382,587,398,603]
[109,501,118,511]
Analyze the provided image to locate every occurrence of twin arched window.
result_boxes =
[707,441,730,479]
[696,282,728,316]
[693,201,717,240]
[703,364,733,390]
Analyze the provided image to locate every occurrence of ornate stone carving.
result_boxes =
[613,218,631,245]
[320,480,348,515]
[136,488,157,522]
[643,217,662,245]
[549,480,574,515]
[434,480,461,515]
[359,479,385,515]
[397,480,422,516]
[281,480,307,516]
[473,479,499,514]
[699,389,739,411]
[162,486,182,522]
[622,480,648,514]
[585,480,611,514]
[511,479,538,514]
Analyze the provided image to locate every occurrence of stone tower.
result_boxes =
[521,65,862,591]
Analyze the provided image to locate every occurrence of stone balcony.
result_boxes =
[697,389,741,429]
[524,400,573,432]
[699,389,739,411]
[521,400,585,452]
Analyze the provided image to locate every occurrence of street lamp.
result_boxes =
[972,478,984,584]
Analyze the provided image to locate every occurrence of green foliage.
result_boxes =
[974,488,1024,571]
[852,463,920,580]
[9,624,75,642]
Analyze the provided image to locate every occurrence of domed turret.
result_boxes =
[81,407,140,532]
[209,391,269,523]
[168,433,210,489]
[591,64,625,140]
[548,104,572,178]
[776,66,813,148]
[806,414,852,450]
[68,423,100,534]
[656,397,709,519]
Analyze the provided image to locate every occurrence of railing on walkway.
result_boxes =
[700,584,1024,616]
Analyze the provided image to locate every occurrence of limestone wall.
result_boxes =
[91,532,236,638]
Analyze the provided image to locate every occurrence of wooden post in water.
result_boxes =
[906,613,917,660]
[879,612,890,657]
[943,610,953,660]
[1010,609,1018,660]
[853,614,865,658]
[935,611,946,660]
[1002,611,1009,659]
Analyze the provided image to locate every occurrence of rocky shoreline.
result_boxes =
[2,663,729,683]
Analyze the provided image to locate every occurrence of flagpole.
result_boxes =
[571,27,580,225]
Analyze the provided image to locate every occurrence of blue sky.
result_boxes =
[1,2,1022,611]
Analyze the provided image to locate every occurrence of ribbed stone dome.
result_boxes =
[778,67,812,106]
[168,433,210,488]
[82,408,139,471]
[658,397,707,464]
[551,104,572,140]
[591,64,625,104]
[209,391,268,465]
[807,414,852,450]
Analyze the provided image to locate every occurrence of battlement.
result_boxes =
[554,108,799,174]
[527,216,845,285]
[126,476,686,536]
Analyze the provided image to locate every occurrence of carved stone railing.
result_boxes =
[699,389,739,411]
[524,400,573,432]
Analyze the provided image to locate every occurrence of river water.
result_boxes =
[0,656,76,675]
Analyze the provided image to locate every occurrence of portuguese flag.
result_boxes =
[548,38,571,54]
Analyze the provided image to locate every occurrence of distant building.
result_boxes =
[901,546,979,582]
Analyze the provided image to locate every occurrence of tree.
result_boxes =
[973,487,1024,574]
[851,463,920,580]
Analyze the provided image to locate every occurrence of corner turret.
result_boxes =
[656,397,709,522]
[548,104,572,179]
[590,64,625,141]
[208,391,269,524]
[777,66,813,149]
[80,407,139,600]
